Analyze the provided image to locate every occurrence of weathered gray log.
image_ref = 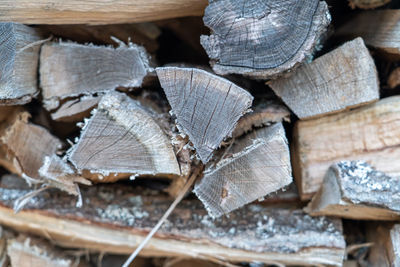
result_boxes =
[367,223,400,267]
[0,23,43,105]
[269,38,379,119]
[292,96,400,200]
[40,42,152,110]
[156,67,253,163]
[200,0,331,79]
[194,122,292,217]
[68,91,181,182]
[51,95,100,122]
[336,10,400,58]
[7,236,74,267]
[348,0,391,9]
[306,161,400,220]
[0,179,346,266]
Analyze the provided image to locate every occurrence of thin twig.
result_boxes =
[17,35,53,53]
[122,168,201,267]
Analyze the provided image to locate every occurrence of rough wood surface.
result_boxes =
[306,161,400,220]
[0,23,43,105]
[0,180,346,266]
[156,67,253,163]
[51,96,100,122]
[200,0,331,79]
[7,236,74,267]
[388,67,400,89]
[348,0,391,9]
[336,10,400,57]
[194,123,292,217]
[0,0,208,25]
[367,223,400,267]
[40,42,151,110]
[293,96,400,200]
[269,38,379,119]
[68,91,181,183]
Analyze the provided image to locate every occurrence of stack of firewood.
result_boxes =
[0,0,399,266]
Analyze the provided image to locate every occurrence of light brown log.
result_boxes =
[293,96,400,200]
[348,0,391,9]
[0,179,346,266]
[388,67,400,89]
[306,161,400,220]
[0,23,43,105]
[367,223,400,267]
[0,0,208,25]
[51,96,100,123]
[194,122,293,217]
[336,10,400,58]
[269,38,379,119]
[40,41,152,110]
[0,227,7,267]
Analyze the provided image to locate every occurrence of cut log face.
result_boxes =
[336,10,400,57]
[40,42,151,110]
[194,122,293,218]
[156,67,253,163]
[269,38,379,119]
[293,96,400,200]
[306,161,400,220]
[0,181,346,266]
[367,223,400,266]
[200,0,331,79]
[51,95,100,122]
[0,23,43,105]
[68,91,181,182]
[7,236,74,267]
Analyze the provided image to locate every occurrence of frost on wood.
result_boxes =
[200,0,331,79]
[0,182,345,266]
[306,161,400,220]
[269,38,379,119]
[293,96,400,200]
[0,23,43,104]
[156,67,253,163]
[40,41,152,110]
[194,123,293,218]
[68,91,181,182]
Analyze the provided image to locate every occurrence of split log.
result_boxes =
[51,96,100,122]
[200,0,331,79]
[0,23,43,105]
[306,161,400,220]
[367,223,400,266]
[293,96,400,200]
[0,180,346,266]
[68,91,181,182]
[156,67,253,163]
[40,42,152,110]
[388,67,400,89]
[7,236,75,267]
[348,0,391,9]
[0,0,208,25]
[269,38,379,119]
[336,10,400,58]
[194,122,292,218]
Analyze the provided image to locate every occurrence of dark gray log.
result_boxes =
[156,67,253,163]
[194,122,292,217]
[200,0,331,79]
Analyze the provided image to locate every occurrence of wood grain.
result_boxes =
[269,38,379,119]
[0,0,208,25]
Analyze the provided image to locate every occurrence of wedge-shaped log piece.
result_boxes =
[7,235,74,267]
[293,96,400,200]
[336,10,400,57]
[68,91,181,182]
[367,223,400,266]
[0,180,345,266]
[40,42,151,110]
[348,0,391,9]
[0,23,43,105]
[306,161,400,220]
[156,67,253,163]
[194,123,292,217]
[200,0,331,79]
[51,95,100,122]
[269,38,379,119]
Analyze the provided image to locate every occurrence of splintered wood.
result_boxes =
[40,42,151,110]
[194,123,292,218]
[68,91,181,182]
[306,161,400,220]
[269,38,379,119]
[293,96,400,200]
[0,181,346,266]
[156,67,253,163]
[200,0,331,79]
[0,23,43,105]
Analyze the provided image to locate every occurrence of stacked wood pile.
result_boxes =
[0,0,399,266]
